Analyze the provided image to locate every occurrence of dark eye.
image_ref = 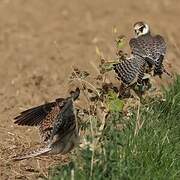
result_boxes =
[139,26,144,32]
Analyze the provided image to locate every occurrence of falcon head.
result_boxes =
[133,22,150,37]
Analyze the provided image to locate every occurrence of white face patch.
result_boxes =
[142,24,150,35]
[134,23,150,37]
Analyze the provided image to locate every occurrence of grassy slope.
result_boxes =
[49,76,180,180]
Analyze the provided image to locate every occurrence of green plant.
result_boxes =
[48,76,180,180]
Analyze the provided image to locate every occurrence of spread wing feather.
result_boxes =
[14,98,64,126]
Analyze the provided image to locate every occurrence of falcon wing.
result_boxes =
[129,38,147,58]
[14,98,65,126]
[153,35,166,56]
[129,34,166,65]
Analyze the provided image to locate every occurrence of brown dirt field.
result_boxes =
[0,0,180,179]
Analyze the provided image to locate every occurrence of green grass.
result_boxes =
[49,76,180,180]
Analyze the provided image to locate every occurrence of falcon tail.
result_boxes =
[13,146,51,161]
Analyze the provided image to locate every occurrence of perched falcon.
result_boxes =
[113,21,171,87]
[129,21,170,77]
[13,88,80,161]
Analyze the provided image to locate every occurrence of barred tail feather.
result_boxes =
[13,147,51,161]
[113,55,144,85]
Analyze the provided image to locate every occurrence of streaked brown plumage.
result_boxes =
[13,88,80,161]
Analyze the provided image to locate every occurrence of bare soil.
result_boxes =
[0,0,179,179]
